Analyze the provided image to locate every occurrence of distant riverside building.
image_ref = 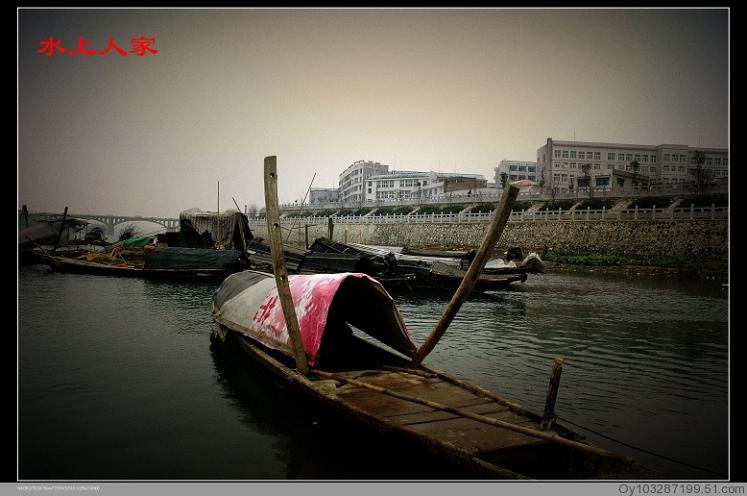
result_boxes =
[536,138,728,193]
[365,170,487,202]
[494,160,540,193]
[339,160,389,202]
[308,187,339,205]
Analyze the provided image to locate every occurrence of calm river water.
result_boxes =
[18,265,729,480]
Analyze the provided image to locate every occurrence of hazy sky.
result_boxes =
[18,8,728,218]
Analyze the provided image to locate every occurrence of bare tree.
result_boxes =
[118,223,138,241]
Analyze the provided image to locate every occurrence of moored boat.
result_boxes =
[209,157,661,479]
[210,268,659,479]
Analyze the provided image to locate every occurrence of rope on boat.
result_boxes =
[556,415,726,477]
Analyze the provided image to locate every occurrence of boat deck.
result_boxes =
[332,369,545,455]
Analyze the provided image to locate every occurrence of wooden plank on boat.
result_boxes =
[336,376,484,407]
[386,402,511,425]
[404,414,547,455]
[337,389,494,418]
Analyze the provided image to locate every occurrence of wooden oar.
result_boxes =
[312,368,633,464]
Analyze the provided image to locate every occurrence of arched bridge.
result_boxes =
[27,212,180,237]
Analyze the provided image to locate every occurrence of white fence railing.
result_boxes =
[247,204,727,225]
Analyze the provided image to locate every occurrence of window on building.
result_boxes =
[554,150,561,158]
[579,151,585,159]
[706,158,713,166]
[680,155,687,163]
[594,152,601,160]
[554,174,561,182]
[713,158,721,166]
[596,177,610,186]
[528,166,536,172]
[562,150,569,158]
[561,174,568,181]
[626,154,633,161]
[570,151,577,158]
[679,166,686,173]
[618,153,625,160]
[723,158,728,167]
[570,163,577,168]
[607,153,615,160]
[650,166,656,173]
[642,155,648,163]
[663,165,670,172]
[651,155,657,162]
[663,154,670,161]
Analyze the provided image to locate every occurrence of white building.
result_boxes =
[365,170,488,202]
[494,160,539,186]
[338,160,389,202]
[536,138,728,193]
[308,187,339,205]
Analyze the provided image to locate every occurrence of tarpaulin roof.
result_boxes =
[179,208,253,251]
[212,271,416,367]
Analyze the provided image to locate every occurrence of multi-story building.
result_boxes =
[338,160,389,202]
[365,170,487,201]
[308,187,339,205]
[536,138,728,193]
[494,160,540,187]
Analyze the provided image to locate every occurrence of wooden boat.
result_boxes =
[209,157,661,479]
[303,238,527,292]
[401,246,474,258]
[42,247,248,281]
[211,268,658,479]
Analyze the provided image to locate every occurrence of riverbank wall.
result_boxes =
[249,219,728,261]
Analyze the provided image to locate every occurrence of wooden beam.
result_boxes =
[263,156,310,376]
[414,185,519,364]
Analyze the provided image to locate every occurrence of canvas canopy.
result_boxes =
[179,208,253,251]
[212,271,417,367]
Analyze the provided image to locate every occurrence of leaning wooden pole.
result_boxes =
[413,185,519,365]
[263,156,310,376]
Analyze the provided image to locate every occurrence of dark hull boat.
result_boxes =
[43,247,248,282]
[247,237,527,293]
[210,269,659,479]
